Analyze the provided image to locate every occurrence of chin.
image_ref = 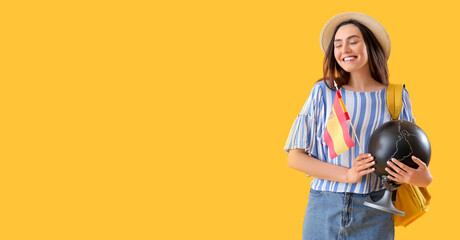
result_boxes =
[338,66,354,73]
[339,64,365,73]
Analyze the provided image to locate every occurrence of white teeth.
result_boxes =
[344,57,356,61]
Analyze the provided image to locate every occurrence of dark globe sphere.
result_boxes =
[367,120,431,177]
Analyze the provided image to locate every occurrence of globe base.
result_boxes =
[364,189,405,216]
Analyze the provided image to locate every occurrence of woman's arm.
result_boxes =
[287,148,376,184]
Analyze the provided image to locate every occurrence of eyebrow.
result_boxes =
[334,35,360,42]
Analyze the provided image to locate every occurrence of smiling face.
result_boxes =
[333,24,369,73]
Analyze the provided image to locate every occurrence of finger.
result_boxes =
[389,158,409,172]
[357,160,375,171]
[386,174,400,182]
[357,153,372,161]
[359,168,375,176]
[353,154,371,165]
[353,154,373,169]
[412,156,427,168]
[386,160,402,174]
[387,173,407,184]
[365,155,374,163]
[385,167,402,178]
[360,154,374,163]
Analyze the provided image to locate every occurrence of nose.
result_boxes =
[342,43,351,53]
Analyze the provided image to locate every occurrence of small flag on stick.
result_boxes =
[323,90,355,159]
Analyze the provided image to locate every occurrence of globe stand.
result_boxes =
[363,176,405,216]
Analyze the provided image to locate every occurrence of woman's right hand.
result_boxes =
[346,153,375,183]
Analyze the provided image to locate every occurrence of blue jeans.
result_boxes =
[303,189,394,240]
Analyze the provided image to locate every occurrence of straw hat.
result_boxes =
[320,12,391,59]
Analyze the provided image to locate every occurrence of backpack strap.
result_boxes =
[387,83,404,120]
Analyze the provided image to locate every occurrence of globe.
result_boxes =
[364,120,431,216]
[367,120,431,177]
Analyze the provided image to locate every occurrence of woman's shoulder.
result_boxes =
[302,80,333,108]
[311,80,330,94]
[310,80,337,99]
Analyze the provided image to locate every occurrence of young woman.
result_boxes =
[284,12,432,240]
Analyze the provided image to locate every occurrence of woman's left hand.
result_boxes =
[385,156,433,187]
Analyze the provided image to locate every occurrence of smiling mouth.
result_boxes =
[342,56,357,63]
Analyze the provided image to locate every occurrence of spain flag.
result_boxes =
[323,91,355,159]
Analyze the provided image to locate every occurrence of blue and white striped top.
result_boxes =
[284,81,415,194]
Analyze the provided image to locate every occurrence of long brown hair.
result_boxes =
[320,20,389,90]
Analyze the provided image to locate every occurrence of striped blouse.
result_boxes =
[284,81,415,194]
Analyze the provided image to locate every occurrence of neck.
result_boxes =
[348,74,375,91]
[345,65,381,91]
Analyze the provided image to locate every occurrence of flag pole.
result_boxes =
[334,80,364,153]
[349,121,364,153]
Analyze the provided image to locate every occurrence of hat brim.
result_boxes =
[320,12,391,60]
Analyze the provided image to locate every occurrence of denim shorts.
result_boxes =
[302,189,394,240]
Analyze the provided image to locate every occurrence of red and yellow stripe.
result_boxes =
[324,91,355,159]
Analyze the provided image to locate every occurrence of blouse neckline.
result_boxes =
[341,87,386,93]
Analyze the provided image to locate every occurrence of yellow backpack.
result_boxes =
[386,83,431,227]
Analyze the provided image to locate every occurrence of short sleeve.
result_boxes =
[399,87,415,123]
[284,83,324,154]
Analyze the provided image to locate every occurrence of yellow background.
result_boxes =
[0,0,456,239]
